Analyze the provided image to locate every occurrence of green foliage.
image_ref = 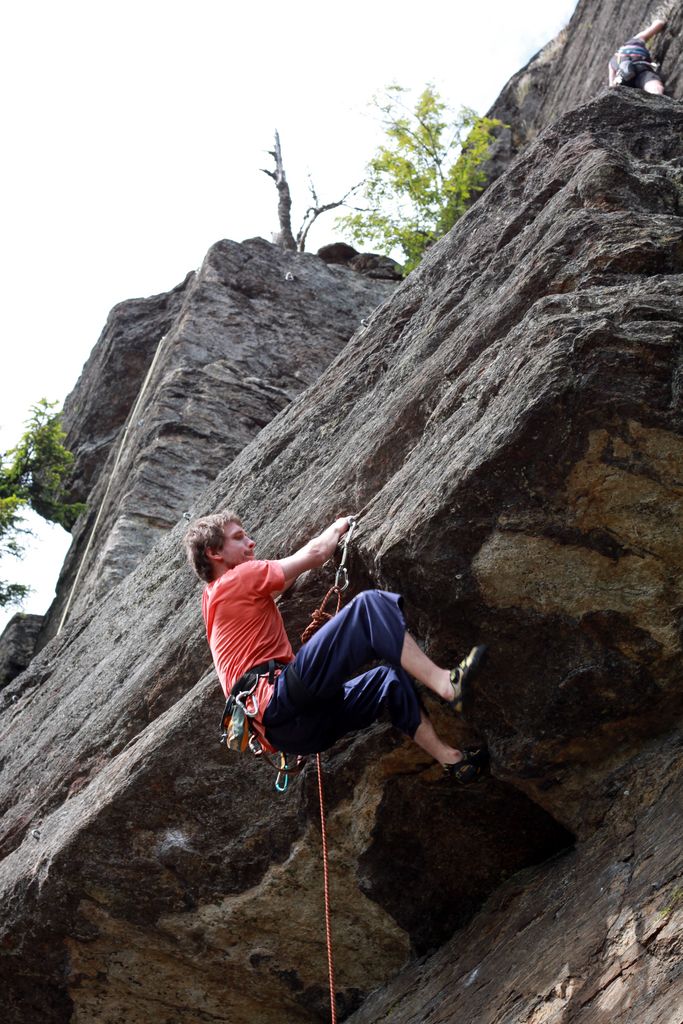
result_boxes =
[0,399,85,608]
[337,85,503,274]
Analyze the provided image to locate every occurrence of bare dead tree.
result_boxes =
[296,175,361,252]
[262,130,361,253]
[261,131,297,251]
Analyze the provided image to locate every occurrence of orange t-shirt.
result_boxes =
[202,559,294,699]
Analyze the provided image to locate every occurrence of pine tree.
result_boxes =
[0,399,85,607]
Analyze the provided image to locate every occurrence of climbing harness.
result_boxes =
[219,660,281,751]
[615,58,660,84]
[218,660,307,788]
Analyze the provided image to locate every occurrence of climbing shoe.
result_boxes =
[447,644,488,714]
[444,746,490,785]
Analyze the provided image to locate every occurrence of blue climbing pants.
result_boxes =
[262,590,423,755]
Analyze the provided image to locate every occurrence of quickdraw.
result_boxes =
[301,517,357,644]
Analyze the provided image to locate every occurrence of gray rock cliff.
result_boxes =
[0,614,44,689]
[1,87,681,1023]
[60,274,193,505]
[484,0,683,186]
[41,239,394,643]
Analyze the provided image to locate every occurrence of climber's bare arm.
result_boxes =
[635,18,667,43]
[608,62,617,87]
[274,516,352,592]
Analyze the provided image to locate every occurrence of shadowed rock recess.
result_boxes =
[1,90,682,1023]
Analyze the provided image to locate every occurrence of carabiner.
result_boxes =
[236,689,259,718]
[334,565,349,591]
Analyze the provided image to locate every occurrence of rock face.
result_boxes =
[484,0,683,186]
[0,614,44,689]
[349,735,683,1024]
[41,239,394,642]
[60,275,193,506]
[1,89,682,1024]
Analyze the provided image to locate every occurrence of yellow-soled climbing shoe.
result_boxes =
[444,746,490,785]
[448,644,488,714]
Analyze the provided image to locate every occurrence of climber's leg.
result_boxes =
[400,631,453,701]
[264,662,423,754]
[643,77,665,94]
[412,710,463,765]
[290,590,455,701]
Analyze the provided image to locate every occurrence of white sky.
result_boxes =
[0,0,577,635]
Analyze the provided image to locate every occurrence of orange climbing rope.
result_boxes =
[301,516,357,1024]
[316,752,337,1024]
[301,586,343,644]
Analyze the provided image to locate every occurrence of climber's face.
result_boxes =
[208,521,256,573]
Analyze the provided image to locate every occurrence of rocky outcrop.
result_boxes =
[349,735,683,1024]
[0,614,44,689]
[317,243,403,280]
[60,274,193,505]
[484,0,683,186]
[42,239,394,642]
[1,89,682,1023]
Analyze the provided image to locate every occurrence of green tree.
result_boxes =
[0,399,85,608]
[337,85,503,274]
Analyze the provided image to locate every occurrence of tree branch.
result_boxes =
[296,180,363,252]
[263,131,297,251]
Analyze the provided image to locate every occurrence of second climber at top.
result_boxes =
[608,18,667,94]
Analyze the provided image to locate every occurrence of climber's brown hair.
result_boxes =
[184,510,243,583]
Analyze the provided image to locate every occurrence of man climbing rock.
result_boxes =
[608,18,667,94]
[184,511,488,783]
